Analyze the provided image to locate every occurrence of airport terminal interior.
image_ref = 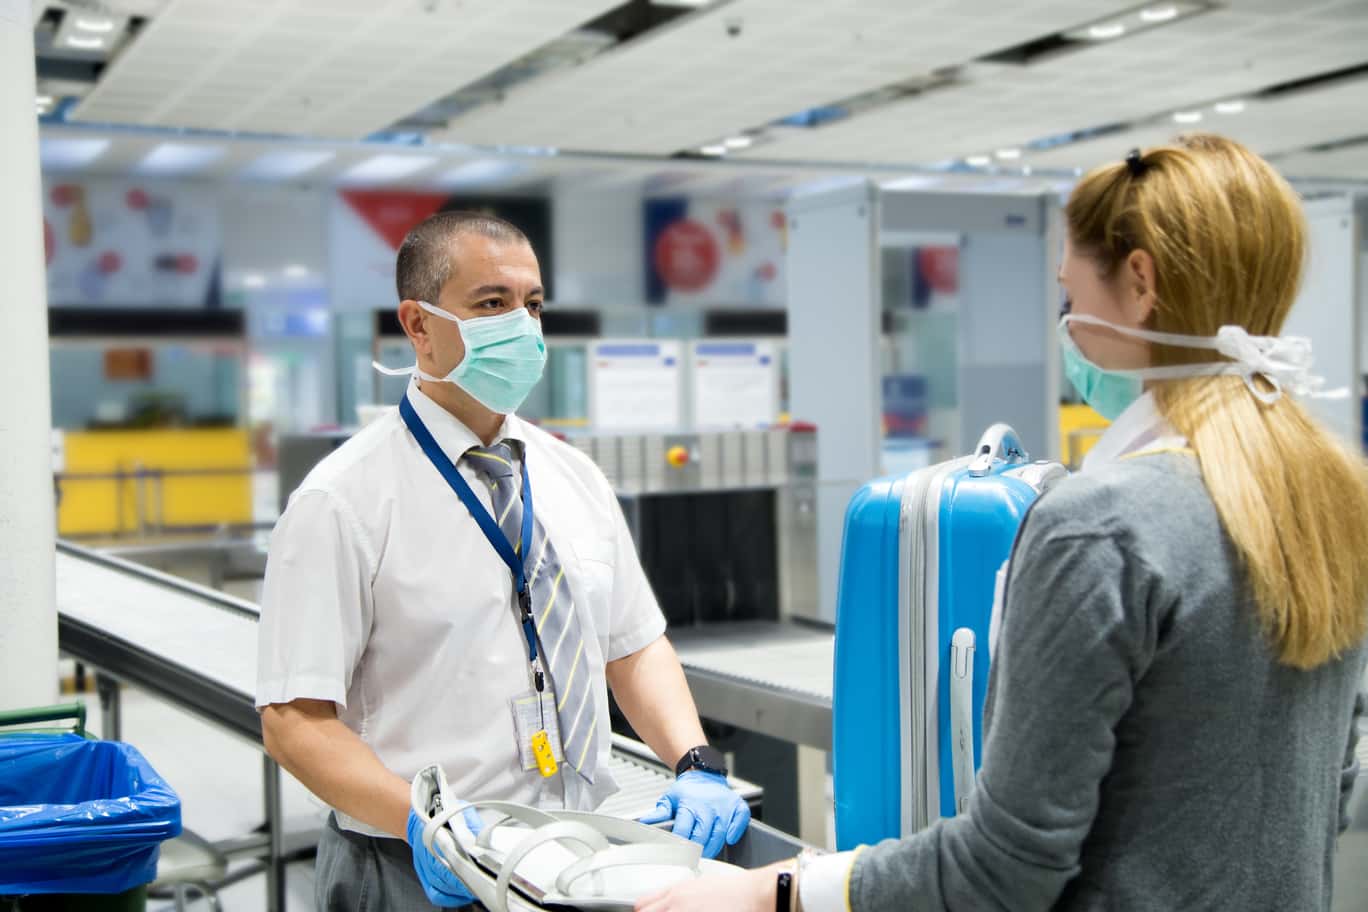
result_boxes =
[2,0,1368,910]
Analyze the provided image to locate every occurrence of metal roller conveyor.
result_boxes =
[53,541,789,912]
[670,621,833,752]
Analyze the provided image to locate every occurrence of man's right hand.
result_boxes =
[406,807,480,907]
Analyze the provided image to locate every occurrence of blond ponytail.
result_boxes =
[1155,378,1368,668]
[1068,134,1368,669]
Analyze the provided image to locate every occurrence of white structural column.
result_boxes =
[786,180,883,625]
[1288,195,1362,447]
[0,3,58,711]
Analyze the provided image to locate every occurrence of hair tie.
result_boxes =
[1125,148,1148,178]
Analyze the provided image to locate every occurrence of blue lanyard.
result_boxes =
[399,394,539,665]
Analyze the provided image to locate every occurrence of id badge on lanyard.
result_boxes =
[400,395,560,778]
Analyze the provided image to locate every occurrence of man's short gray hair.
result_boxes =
[395,210,530,303]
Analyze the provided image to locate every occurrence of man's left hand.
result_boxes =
[639,770,751,858]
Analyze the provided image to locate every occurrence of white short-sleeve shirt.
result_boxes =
[256,379,666,835]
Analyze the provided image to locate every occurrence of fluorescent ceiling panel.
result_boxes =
[340,154,438,184]
[737,0,1368,169]
[437,0,1138,156]
[239,149,336,180]
[71,0,625,139]
[436,159,526,187]
[40,137,111,169]
[137,142,225,175]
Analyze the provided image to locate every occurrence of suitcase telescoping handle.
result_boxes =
[950,628,977,814]
[967,424,1028,477]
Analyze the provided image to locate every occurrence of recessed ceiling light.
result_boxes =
[40,137,110,169]
[1088,22,1126,40]
[36,95,53,105]
[723,135,754,149]
[340,154,438,183]
[965,155,992,167]
[239,149,335,180]
[1215,100,1246,115]
[437,159,524,186]
[65,34,107,50]
[1022,165,1034,176]
[242,273,267,289]
[1173,110,1203,124]
[700,144,728,156]
[74,17,116,32]
[138,143,226,175]
[996,148,1022,160]
[1140,5,1180,23]
[283,264,310,279]
[879,174,943,191]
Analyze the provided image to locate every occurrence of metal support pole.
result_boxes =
[96,673,122,741]
[263,754,286,912]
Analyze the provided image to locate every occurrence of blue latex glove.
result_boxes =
[639,770,751,859]
[406,806,482,908]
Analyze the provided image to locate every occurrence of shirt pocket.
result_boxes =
[569,536,616,637]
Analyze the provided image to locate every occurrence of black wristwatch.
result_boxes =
[775,870,793,912]
[674,744,728,778]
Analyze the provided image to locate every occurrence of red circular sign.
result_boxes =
[126,188,150,211]
[654,219,720,293]
[97,251,123,275]
[918,246,959,295]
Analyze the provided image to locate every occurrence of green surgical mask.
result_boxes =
[1058,320,1143,421]
[1057,313,1345,421]
[375,303,547,415]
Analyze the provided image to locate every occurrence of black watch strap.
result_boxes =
[775,870,793,912]
[674,744,728,778]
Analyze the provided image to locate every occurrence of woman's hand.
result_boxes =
[635,861,784,912]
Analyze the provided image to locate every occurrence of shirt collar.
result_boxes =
[1080,391,1182,471]
[406,378,521,463]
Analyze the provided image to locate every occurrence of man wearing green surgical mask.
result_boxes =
[257,211,750,909]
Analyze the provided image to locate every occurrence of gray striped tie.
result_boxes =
[464,442,598,784]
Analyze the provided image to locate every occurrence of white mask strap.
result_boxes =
[371,361,448,384]
[416,300,463,324]
[371,301,460,384]
[1062,314,1347,404]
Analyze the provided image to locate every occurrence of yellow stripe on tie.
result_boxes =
[564,686,590,745]
[550,609,575,664]
[499,493,518,525]
[575,718,597,771]
[557,642,584,711]
[467,450,514,471]
[537,569,565,631]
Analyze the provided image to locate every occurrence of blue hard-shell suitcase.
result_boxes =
[833,425,1066,849]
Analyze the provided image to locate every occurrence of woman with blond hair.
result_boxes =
[637,134,1368,911]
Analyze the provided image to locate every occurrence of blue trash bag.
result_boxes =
[0,733,181,894]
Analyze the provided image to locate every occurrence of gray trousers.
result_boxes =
[314,813,477,911]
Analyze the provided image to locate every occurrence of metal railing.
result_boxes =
[54,465,271,537]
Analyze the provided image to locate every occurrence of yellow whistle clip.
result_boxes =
[531,730,559,778]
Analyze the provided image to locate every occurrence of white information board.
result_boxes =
[589,340,682,430]
[690,340,780,429]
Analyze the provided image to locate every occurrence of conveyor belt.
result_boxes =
[55,542,760,799]
[53,541,783,910]
[671,621,834,751]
